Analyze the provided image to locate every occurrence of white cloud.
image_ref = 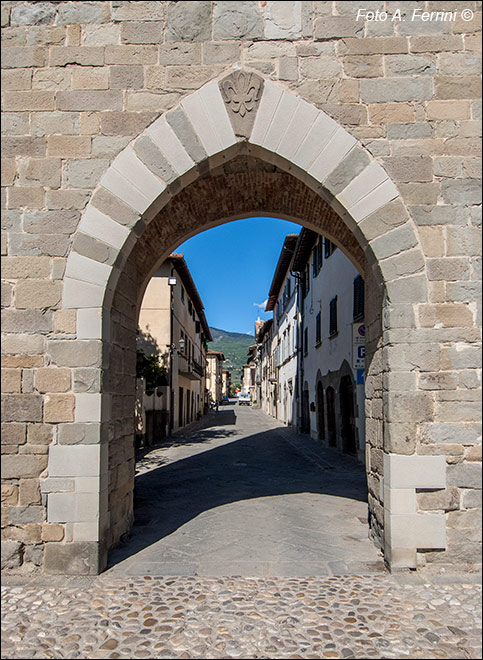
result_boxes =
[253,299,268,309]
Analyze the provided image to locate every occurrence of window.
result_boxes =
[313,239,323,276]
[304,327,308,355]
[180,286,185,303]
[315,312,321,345]
[305,264,310,295]
[324,238,336,259]
[317,238,323,273]
[188,299,192,315]
[329,296,338,336]
[353,275,365,321]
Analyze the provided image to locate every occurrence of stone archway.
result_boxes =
[42,71,448,575]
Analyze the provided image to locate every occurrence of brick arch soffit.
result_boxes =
[63,68,426,322]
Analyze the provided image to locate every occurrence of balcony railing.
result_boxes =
[178,354,204,380]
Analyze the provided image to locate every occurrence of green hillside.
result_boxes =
[208,327,255,386]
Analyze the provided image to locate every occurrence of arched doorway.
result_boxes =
[340,375,357,456]
[316,381,325,442]
[326,387,337,448]
[42,72,448,575]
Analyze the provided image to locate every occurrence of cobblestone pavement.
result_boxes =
[1,573,481,659]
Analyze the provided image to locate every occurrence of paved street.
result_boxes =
[2,404,481,659]
[108,402,384,577]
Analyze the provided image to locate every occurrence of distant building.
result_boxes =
[138,254,212,438]
[206,350,225,405]
[257,229,365,461]
[221,369,231,397]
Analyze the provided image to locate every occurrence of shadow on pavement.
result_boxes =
[107,419,369,570]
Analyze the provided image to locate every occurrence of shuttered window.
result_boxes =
[315,312,321,345]
[329,296,338,336]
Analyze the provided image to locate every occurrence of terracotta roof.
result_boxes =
[265,234,299,311]
[207,349,225,361]
[169,253,212,341]
[291,228,318,273]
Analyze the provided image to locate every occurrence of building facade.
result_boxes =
[221,369,231,398]
[293,230,366,463]
[206,350,225,406]
[138,254,211,435]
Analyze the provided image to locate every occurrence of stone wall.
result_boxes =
[1,1,481,574]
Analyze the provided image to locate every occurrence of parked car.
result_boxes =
[222,395,229,404]
[238,393,251,406]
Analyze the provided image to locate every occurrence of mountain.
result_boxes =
[208,327,255,385]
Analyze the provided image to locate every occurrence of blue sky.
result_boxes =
[176,217,301,335]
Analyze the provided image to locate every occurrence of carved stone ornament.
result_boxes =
[219,70,264,138]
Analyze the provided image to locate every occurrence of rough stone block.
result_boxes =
[56,91,122,112]
[104,45,158,65]
[1,484,19,505]
[14,280,62,310]
[41,523,65,542]
[1,393,44,423]
[47,340,101,368]
[299,56,341,79]
[386,391,434,424]
[263,1,302,40]
[441,179,482,206]
[360,77,433,103]
[383,156,433,183]
[1,369,22,393]
[110,65,144,90]
[28,423,54,446]
[399,183,440,206]
[368,102,415,124]
[213,1,262,40]
[3,137,46,159]
[72,66,109,90]
[385,54,435,76]
[46,136,91,158]
[314,16,362,40]
[43,394,75,423]
[339,37,408,55]
[1,541,22,570]
[343,55,383,78]
[19,479,41,506]
[1,421,26,448]
[1,454,45,479]
[121,21,162,44]
[43,541,101,575]
[435,76,482,100]
[2,333,45,356]
[2,46,46,68]
[58,423,102,445]
[65,159,110,190]
[73,368,101,393]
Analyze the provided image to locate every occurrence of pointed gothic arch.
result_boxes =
[44,70,447,575]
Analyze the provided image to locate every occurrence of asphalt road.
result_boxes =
[106,402,384,576]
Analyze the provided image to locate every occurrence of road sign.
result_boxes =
[353,323,365,370]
